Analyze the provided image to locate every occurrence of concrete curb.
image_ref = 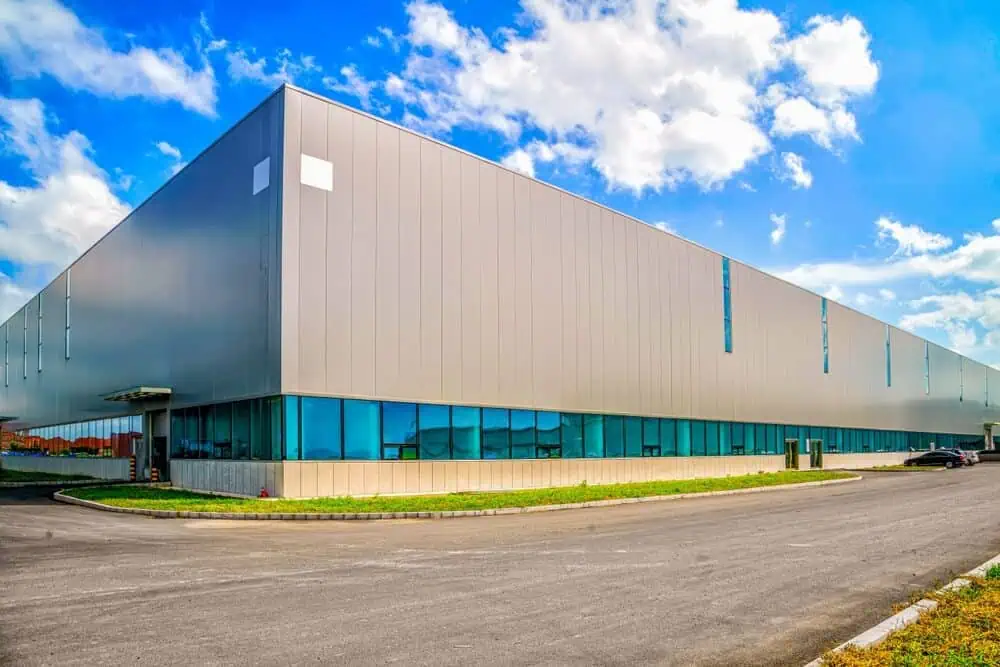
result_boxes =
[804,552,1000,666]
[53,475,860,521]
[0,479,100,488]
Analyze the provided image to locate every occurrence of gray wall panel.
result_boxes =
[2,93,284,429]
[280,86,1000,436]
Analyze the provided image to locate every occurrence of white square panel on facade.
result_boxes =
[300,154,333,192]
[252,157,270,195]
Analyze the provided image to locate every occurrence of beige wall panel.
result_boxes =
[397,131,423,399]
[460,155,482,404]
[280,88,1000,437]
[440,149,463,400]
[479,163,501,405]
[418,141,444,401]
[350,115,378,397]
[560,194,579,408]
[374,123,401,398]
[325,105,355,394]
[496,170,518,405]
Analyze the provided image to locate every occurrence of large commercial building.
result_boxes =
[1,84,997,496]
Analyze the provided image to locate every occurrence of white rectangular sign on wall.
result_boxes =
[301,154,333,191]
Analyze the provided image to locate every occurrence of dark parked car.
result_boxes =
[936,448,979,465]
[903,450,966,468]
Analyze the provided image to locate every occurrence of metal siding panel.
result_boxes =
[375,123,401,398]
[479,162,500,406]
[281,89,302,393]
[296,94,329,393]
[440,147,463,401]
[398,132,422,399]
[530,183,560,408]
[624,216,640,414]
[460,154,482,404]
[496,169,517,406]
[512,175,533,405]
[560,194,578,408]
[574,198,591,410]
[351,114,378,397]
[419,140,443,401]
[589,204,605,410]
[325,104,355,395]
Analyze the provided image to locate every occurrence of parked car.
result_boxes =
[903,450,966,468]
[936,448,979,465]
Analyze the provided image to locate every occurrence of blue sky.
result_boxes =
[0,0,997,362]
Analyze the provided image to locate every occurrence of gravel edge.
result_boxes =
[53,475,860,520]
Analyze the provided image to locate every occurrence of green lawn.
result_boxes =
[64,470,854,514]
[823,566,1000,666]
[0,468,95,483]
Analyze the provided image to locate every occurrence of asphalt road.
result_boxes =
[3,468,1000,667]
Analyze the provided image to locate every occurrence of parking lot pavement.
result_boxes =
[3,467,1000,667]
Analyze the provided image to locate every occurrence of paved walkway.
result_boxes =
[2,467,1000,666]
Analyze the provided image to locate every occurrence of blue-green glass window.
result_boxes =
[605,415,624,457]
[741,423,754,455]
[232,400,251,460]
[766,424,778,454]
[924,342,930,395]
[705,421,720,456]
[511,410,536,459]
[452,406,481,459]
[170,412,185,458]
[676,420,691,456]
[483,408,510,459]
[301,397,342,460]
[821,297,829,374]
[885,324,892,387]
[561,413,584,458]
[720,422,732,455]
[722,257,733,353]
[344,399,380,460]
[661,419,676,456]
[690,420,706,456]
[624,417,642,457]
[584,414,604,457]
[382,402,418,460]
[283,398,300,460]
[214,403,233,460]
[536,412,560,445]
[418,404,450,460]
[641,417,660,456]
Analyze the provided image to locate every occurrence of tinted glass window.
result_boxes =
[344,399,380,460]
[661,419,676,456]
[583,414,604,457]
[605,415,624,457]
[676,420,691,456]
[417,404,450,460]
[301,397,341,460]
[482,408,510,459]
[624,417,642,457]
[452,406,481,460]
[561,413,584,458]
[511,410,535,459]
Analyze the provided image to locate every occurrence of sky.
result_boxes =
[0,0,997,362]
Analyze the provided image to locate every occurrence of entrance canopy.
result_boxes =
[101,386,172,402]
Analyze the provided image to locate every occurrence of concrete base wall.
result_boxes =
[278,456,786,498]
[0,456,130,480]
[824,453,910,469]
[169,460,284,497]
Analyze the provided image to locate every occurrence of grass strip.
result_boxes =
[64,470,854,514]
[0,468,95,482]
[823,566,1000,667]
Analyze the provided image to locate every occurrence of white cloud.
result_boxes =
[226,47,320,87]
[778,151,813,189]
[155,141,181,160]
[770,213,787,246]
[824,285,844,301]
[651,221,676,235]
[501,148,535,177]
[323,65,383,112]
[0,270,32,323]
[855,292,874,307]
[786,16,879,106]
[738,181,757,192]
[384,0,878,193]
[879,288,896,301]
[771,97,858,148]
[0,0,217,116]
[0,97,129,321]
[876,216,952,255]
